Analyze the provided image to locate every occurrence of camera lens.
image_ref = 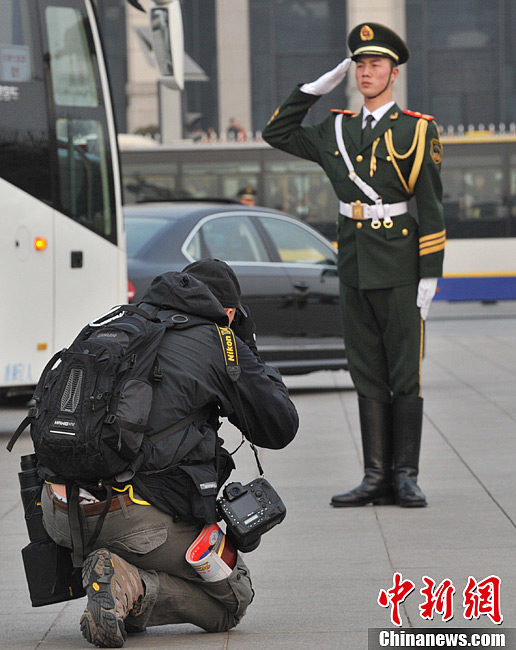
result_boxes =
[18,468,41,490]
[18,461,48,543]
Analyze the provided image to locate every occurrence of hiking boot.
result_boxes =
[80,548,144,648]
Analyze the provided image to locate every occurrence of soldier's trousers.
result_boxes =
[340,283,424,402]
[41,486,254,633]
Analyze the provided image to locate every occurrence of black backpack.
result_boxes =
[9,304,173,485]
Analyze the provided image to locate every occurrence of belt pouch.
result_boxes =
[21,539,86,607]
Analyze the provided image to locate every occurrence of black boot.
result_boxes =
[331,398,394,507]
[392,395,427,508]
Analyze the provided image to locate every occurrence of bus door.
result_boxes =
[41,1,125,346]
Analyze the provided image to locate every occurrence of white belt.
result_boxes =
[340,200,408,223]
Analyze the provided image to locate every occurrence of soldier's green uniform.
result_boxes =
[263,88,445,397]
[263,23,446,508]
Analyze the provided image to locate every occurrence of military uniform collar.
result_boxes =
[342,102,400,152]
[362,100,396,128]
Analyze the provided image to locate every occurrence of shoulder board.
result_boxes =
[403,109,435,121]
[330,109,358,116]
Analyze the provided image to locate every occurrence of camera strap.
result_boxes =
[216,325,264,477]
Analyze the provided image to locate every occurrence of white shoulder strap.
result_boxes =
[334,113,382,205]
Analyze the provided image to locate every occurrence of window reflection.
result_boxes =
[187,216,269,262]
[45,6,98,107]
[56,118,113,237]
[441,150,511,238]
[258,216,336,265]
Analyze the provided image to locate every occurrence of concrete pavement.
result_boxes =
[1,300,515,649]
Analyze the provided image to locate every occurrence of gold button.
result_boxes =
[356,222,363,229]
[402,228,408,236]
[356,154,363,162]
[334,150,339,156]
[386,156,391,161]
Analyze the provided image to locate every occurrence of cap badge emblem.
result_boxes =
[360,25,374,41]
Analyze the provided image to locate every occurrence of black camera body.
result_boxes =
[217,478,286,553]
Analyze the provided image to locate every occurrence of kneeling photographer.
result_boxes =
[39,259,299,648]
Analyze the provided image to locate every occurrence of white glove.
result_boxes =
[300,58,352,96]
[417,278,438,320]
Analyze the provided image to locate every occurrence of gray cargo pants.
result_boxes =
[41,486,254,633]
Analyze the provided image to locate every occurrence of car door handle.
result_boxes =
[293,281,309,292]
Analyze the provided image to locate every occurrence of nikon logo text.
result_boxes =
[225,335,235,362]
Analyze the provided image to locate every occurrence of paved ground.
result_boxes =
[1,300,515,649]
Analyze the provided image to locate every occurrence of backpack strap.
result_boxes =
[6,348,63,453]
[68,482,114,569]
[6,408,37,452]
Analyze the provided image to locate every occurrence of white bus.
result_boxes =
[120,134,516,303]
[0,0,181,401]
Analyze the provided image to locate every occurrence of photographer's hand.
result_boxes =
[231,305,259,358]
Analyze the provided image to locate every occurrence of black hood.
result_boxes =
[139,271,229,325]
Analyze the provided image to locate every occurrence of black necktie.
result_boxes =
[362,114,374,143]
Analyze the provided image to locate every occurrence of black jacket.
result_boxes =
[130,271,299,522]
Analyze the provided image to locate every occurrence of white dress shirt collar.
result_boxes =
[362,101,396,128]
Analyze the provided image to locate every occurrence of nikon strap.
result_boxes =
[216,325,264,476]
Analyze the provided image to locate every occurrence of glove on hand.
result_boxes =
[300,58,352,96]
[231,305,259,358]
[417,278,438,321]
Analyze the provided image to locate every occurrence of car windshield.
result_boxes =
[125,217,170,257]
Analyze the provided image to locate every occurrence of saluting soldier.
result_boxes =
[263,23,446,508]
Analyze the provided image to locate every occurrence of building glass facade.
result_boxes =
[406,0,516,129]
[249,0,348,132]
[98,1,516,136]
[181,0,218,133]
[247,0,516,132]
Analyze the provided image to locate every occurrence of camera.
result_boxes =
[217,478,286,553]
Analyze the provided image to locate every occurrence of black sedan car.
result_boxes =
[124,201,346,375]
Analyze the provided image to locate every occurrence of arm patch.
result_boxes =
[430,138,443,164]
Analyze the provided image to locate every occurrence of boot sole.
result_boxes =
[331,494,395,507]
[398,499,427,508]
[81,549,127,648]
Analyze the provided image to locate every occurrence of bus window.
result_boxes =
[441,152,508,238]
[509,155,516,236]
[56,118,114,238]
[0,0,52,204]
[43,4,116,242]
[182,160,260,201]
[123,166,178,204]
[264,160,338,234]
[45,5,98,107]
